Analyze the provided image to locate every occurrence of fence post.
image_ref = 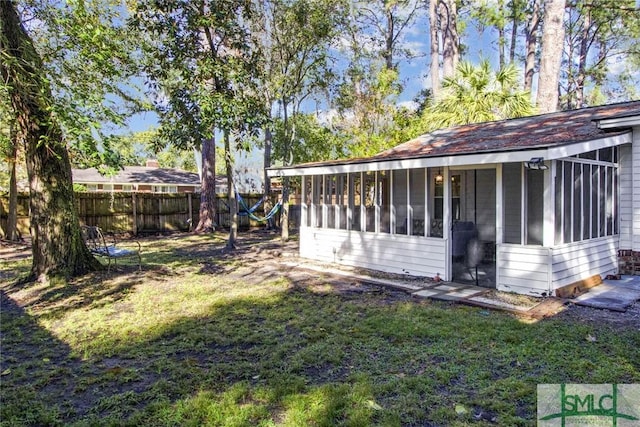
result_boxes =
[132,192,137,235]
[188,193,193,230]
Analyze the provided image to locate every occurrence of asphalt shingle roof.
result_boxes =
[72,166,202,186]
[274,100,640,170]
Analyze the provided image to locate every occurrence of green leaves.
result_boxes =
[13,0,147,170]
[132,0,268,153]
[423,60,534,131]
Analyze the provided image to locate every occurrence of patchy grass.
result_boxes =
[1,231,639,426]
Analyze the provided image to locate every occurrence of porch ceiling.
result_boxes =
[268,100,640,177]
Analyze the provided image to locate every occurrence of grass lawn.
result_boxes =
[1,231,638,426]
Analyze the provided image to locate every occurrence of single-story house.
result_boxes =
[268,101,640,296]
[72,160,225,194]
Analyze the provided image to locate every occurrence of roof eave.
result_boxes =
[267,132,632,177]
[597,115,640,129]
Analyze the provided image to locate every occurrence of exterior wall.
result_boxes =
[299,227,447,278]
[177,186,199,193]
[550,236,618,289]
[619,144,633,249]
[497,245,551,296]
[498,237,617,296]
[633,127,640,250]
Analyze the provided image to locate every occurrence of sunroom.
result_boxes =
[269,101,640,296]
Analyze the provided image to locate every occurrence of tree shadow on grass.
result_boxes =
[2,234,637,426]
[0,280,392,426]
[2,269,146,321]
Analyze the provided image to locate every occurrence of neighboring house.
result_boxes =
[72,161,226,194]
[268,101,640,297]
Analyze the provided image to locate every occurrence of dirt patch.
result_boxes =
[0,239,31,262]
[553,300,640,329]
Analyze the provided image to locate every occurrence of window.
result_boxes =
[313,175,322,227]
[409,169,426,236]
[451,174,461,221]
[392,170,408,234]
[352,173,362,231]
[526,169,544,245]
[503,163,522,244]
[337,174,348,230]
[325,175,336,229]
[378,171,390,233]
[303,176,311,227]
[152,185,177,193]
[554,149,618,245]
[363,172,376,232]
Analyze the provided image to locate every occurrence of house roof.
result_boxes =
[72,166,203,186]
[270,100,640,173]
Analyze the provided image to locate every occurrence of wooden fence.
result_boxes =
[1,192,300,236]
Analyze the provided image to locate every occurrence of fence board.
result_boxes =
[1,192,299,236]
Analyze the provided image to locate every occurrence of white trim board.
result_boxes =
[598,115,640,129]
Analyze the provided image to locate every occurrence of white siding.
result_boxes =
[633,127,640,250]
[619,144,633,249]
[497,245,551,296]
[551,236,618,289]
[299,227,447,278]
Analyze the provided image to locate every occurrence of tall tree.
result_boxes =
[332,1,421,156]
[428,0,460,97]
[1,0,100,280]
[21,0,146,171]
[439,0,460,79]
[562,0,640,108]
[351,0,423,72]
[0,89,20,241]
[429,0,440,98]
[131,0,265,240]
[523,0,542,92]
[254,0,345,241]
[536,0,566,113]
[472,0,508,69]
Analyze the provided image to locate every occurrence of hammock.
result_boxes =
[237,192,281,223]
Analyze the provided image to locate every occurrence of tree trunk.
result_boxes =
[281,176,290,242]
[509,1,519,63]
[224,130,237,249]
[497,0,505,69]
[385,6,395,70]
[575,6,591,108]
[263,127,273,228]
[6,132,20,241]
[524,0,541,92]
[439,0,459,79]
[537,0,566,113]
[0,1,100,281]
[195,137,217,232]
[429,0,440,99]
[280,99,291,242]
